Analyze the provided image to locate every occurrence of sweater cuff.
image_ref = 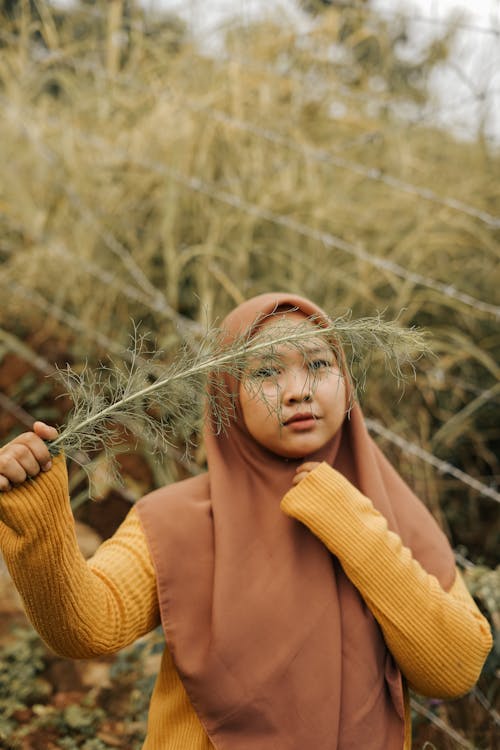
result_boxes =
[0,454,70,541]
[281,461,381,563]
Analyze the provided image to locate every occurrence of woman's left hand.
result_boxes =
[292,462,321,486]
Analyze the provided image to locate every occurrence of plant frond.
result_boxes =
[48,314,430,489]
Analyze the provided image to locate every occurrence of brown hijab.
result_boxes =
[136,293,456,750]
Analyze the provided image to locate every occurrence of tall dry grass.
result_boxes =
[0,2,498,743]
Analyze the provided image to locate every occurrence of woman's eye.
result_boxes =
[308,359,332,371]
[252,366,280,379]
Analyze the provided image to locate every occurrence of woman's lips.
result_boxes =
[283,413,318,430]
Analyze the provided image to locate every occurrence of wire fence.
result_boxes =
[22,39,500,224]
[365,418,500,504]
[140,161,500,319]
[6,93,498,321]
[182,98,500,228]
[1,267,497,506]
[3,278,128,358]
[1,5,498,506]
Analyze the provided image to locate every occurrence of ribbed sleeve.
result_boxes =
[0,455,159,658]
[280,461,492,699]
[0,456,216,748]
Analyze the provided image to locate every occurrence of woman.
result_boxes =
[0,293,492,749]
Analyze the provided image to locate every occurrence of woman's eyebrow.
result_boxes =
[302,344,333,356]
[246,343,332,365]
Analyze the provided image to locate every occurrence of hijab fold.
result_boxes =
[137,293,456,750]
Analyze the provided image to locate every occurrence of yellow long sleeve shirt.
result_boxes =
[0,456,492,749]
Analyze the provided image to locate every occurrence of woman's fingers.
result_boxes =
[33,421,59,442]
[0,425,57,491]
[0,475,11,492]
[295,461,321,473]
[5,445,40,481]
[292,471,309,486]
[33,422,58,469]
[292,461,321,486]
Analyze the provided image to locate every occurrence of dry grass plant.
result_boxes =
[0,0,497,521]
[0,0,497,534]
[0,2,498,744]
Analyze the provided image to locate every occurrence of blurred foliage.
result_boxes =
[0,627,49,739]
[0,0,498,747]
[464,565,500,681]
[0,624,162,749]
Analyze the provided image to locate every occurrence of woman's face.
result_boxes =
[239,311,347,459]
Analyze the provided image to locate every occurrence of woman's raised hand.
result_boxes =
[0,421,58,492]
[292,462,321,486]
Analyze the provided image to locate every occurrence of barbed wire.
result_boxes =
[3,224,496,407]
[364,418,500,504]
[23,44,402,130]
[2,280,497,504]
[470,685,500,726]
[2,278,129,358]
[64,186,167,306]
[0,391,39,430]
[42,242,203,340]
[1,259,496,505]
[1,239,500,502]
[181,99,500,228]
[5,98,497,320]
[5,4,500,216]
[135,163,500,319]
[219,51,496,129]
[0,327,54,376]
[67,30,497,132]
[1,9,497,745]
[3,338,495,529]
[2,17,499,498]
[21,38,500,227]
[177,2,499,145]
[0,232,203,341]
[431,383,500,446]
[252,50,499,135]
[444,378,498,399]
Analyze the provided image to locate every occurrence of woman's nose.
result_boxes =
[282,372,312,404]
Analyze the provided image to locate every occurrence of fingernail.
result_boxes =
[42,461,52,472]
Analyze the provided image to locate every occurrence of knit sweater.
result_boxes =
[0,456,492,749]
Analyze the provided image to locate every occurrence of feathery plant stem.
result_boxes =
[48,315,429,481]
[49,325,327,445]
